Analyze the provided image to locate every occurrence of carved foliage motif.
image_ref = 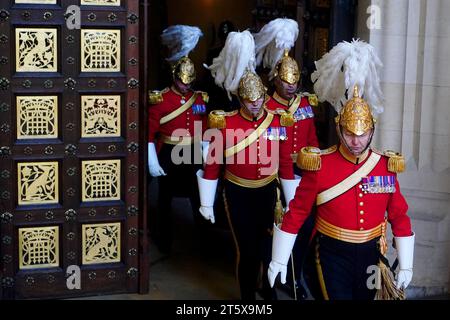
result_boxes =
[81,95,120,137]
[16,28,57,72]
[18,162,59,205]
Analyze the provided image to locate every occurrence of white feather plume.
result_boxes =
[254,18,299,80]
[311,39,384,115]
[161,25,203,62]
[205,30,256,100]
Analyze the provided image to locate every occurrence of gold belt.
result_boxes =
[160,134,199,145]
[290,153,298,163]
[224,170,277,188]
[315,216,384,243]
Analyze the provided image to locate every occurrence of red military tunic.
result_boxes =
[148,86,208,150]
[203,106,294,182]
[266,92,319,157]
[281,145,412,237]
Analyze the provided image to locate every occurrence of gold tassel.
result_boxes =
[280,111,295,127]
[387,153,405,173]
[208,110,226,129]
[148,90,163,104]
[297,146,321,171]
[274,186,284,225]
[375,261,406,300]
[375,219,406,300]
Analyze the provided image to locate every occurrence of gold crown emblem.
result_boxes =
[336,86,374,136]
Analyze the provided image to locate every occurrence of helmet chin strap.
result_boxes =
[337,125,375,157]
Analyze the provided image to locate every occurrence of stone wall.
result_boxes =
[356,0,450,298]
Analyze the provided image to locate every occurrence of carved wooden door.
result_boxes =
[0,0,146,299]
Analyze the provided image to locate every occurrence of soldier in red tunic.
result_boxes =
[254,18,320,299]
[147,25,209,254]
[197,31,295,300]
[268,40,415,300]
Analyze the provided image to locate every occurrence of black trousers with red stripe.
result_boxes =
[304,233,380,300]
[224,180,277,301]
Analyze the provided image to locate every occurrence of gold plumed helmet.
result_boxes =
[336,85,375,136]
[238,71,266,102]
[172,56,196,85]
[275,50,300,85]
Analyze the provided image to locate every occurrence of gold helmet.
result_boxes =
[238,71,266,102]
[274,50,300,85]
[172,56,196,85]
[336,86,375,136]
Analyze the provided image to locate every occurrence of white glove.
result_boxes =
[201,141,210,164]
[196,170,218,224]
[148,142,166,177]
[268,260,287,288]
[395,233,415,290]
[268,224,297,287]
[199,206,215,224]
[280,175,301,207]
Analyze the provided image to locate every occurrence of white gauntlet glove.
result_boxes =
[268,224,297,287]
[148,142,166,177]
[196,170,218,224]
[395,233,415,290]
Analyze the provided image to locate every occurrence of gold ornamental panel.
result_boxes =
[81,29,121,72]
[81,95,121,138]
[82,222,121,265]
[16,28,57,72]
[16,96,58,139]
[19,226,59,270]
[82,160,121,202]
[81,0,121,5]
[18,162,59,205]
[15,0,57,3]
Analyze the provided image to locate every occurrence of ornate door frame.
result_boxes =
[0,0,148,299]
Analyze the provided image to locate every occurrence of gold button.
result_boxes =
[359,202,364,206]
[359,185,363,189]
[294,144,297,148]
[360,210,364,215]
[359,193,363,198]
[257,146,260,149]
[360,219,364,223]
[360,227,365,231]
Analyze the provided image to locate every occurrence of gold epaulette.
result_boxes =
[302,92,318,107]
[197,91,209,103]
[297,145,337,171]
[297,146,322,171]
[207,110,238,129]
[148,87,169,104]
[383,150,405,173]
[266,108,294,127]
